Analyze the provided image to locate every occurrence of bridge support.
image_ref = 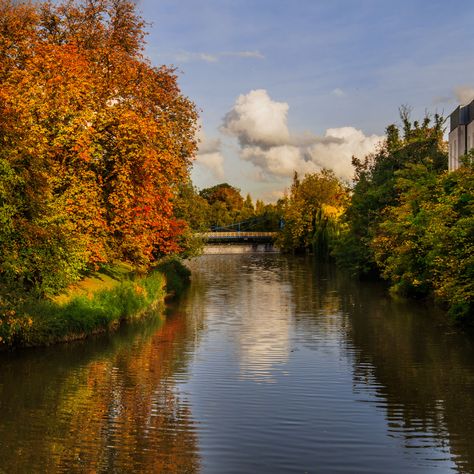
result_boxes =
[203,242,279,255]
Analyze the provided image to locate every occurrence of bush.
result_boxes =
[155,258,191,297]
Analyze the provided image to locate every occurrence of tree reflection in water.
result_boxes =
[0,309,201,473]
[290,259,474,474]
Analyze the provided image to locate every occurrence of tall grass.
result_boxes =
[11,271,164,348]
[1,259,190,349]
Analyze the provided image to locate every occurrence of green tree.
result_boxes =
[372,156,473,320]
[172,181,210,257]
[333,110,447,275]
[199,183,244,229]
[174,181,210,231]
[277,170,348,255]
[239,194,256,222]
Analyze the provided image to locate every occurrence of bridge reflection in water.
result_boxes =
[199,232,279,254]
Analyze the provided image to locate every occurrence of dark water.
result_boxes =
[1,254,474,473]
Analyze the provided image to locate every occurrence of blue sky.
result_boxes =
[138,0,474,200]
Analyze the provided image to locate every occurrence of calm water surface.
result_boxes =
[1,254,474,473]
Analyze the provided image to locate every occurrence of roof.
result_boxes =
[450,99,474,132]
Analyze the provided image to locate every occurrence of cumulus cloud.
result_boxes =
[241,145,311,178]
[307,127,382,181]
[195,126,225,179]
[454,85,474,105]
[261,189,285,203]
[174,50,264,63]
[223,89,383,182]
[221,89,290,147]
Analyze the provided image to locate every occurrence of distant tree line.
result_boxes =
[174,182,282,233]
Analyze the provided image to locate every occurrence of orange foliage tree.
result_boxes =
[0,0,198,296]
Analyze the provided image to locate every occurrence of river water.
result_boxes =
[1,254,474,473]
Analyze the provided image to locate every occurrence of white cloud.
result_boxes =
[173,50,264,63]
[223,90,383,182]
[175,52,218,63]
[225,51,265,59]
[454,85,474,105]
[241,145,318,179]
[195,152,225,179]
[308,127,382,181]
[195,126,225,179]
[261,189,285,203]
[221,89,290,147]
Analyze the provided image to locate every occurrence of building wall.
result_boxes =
[449,126,465,171]
[447,99,474,171]
[448,129,456,171]
[467,121,474,156]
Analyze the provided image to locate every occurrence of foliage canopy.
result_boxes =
[333,111,473,321]
[0,0,198,299]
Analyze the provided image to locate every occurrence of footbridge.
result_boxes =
[200,231,278,243]
[199,217,281,251]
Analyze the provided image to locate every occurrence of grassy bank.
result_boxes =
[0,259,190,350]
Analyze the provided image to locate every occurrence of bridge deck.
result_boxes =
[200,231,278,241]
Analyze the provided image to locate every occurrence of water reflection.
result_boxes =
[184,255,474,473]
[1,254,474,473]
[0,310,202,473]
[341,282,474,474]
[289,260,474,473]
[237,274,292,382]
[234,259,293,382]
[187,256,293,382]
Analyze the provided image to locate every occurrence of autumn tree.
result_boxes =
[277,170,348,255]
[0,0,198,297]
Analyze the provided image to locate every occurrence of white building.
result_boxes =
[449,99,474,171]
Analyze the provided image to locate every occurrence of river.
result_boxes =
[0,254,473,473]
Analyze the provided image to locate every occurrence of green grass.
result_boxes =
[0,259,190,350]
[52,261,135,305]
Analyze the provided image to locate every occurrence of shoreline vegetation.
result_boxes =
[0,258,190,351]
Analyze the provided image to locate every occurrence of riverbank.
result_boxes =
[0,258,190,351]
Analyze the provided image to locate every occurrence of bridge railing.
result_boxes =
[198,231,278,241]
